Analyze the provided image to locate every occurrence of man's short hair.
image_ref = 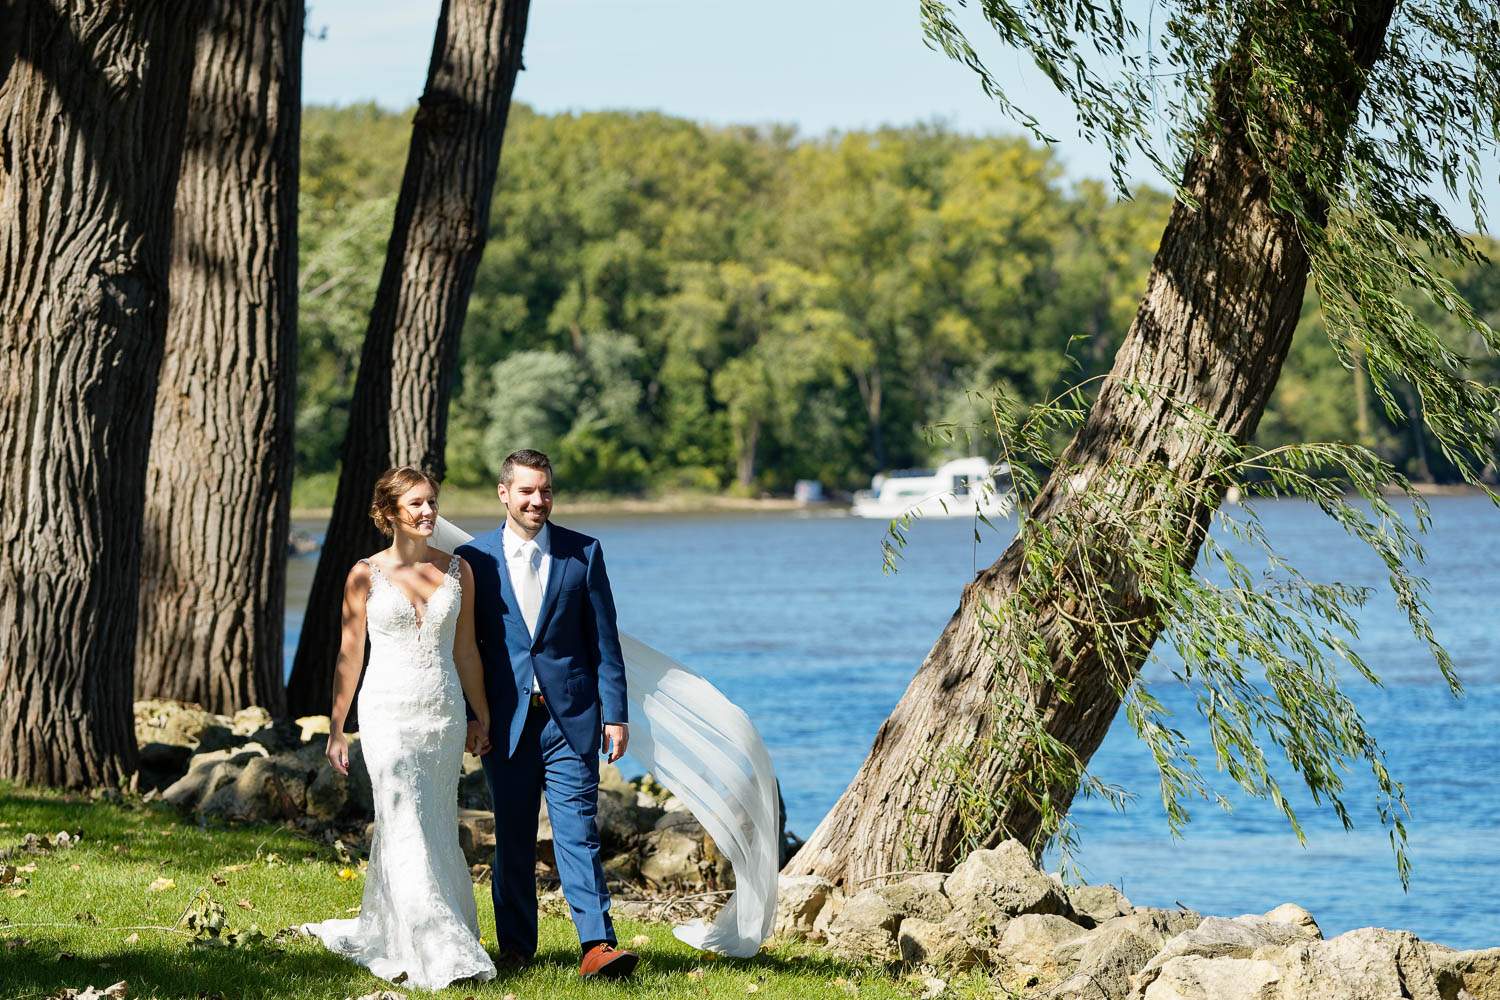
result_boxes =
[500,449,553,485]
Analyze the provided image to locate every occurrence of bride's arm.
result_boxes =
[326,562,373,775]
[453,558,492,752]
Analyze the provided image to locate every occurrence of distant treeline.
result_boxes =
[297,104,1499,495]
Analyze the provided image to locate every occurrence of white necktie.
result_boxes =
[514,540,542,637]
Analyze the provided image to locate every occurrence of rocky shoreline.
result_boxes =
[136,700,1498,999]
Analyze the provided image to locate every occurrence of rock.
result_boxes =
[200,755,309,821]
[161,745,263,810]
[945,841,1070,926]
[1275,927,1447,1000]
[639,826,707,889]
[1134,914,1325,995]
[1069,884,1134,926]
[1429,945,1500,1000]
[812,887,846,941]
[775,875,838,939]
[1051,909,1202,1000]
[229,706,273,736]
[296,715,330,742]
[1141,956,1282,999]
[825,888,901,962]
[1259,903,1320,939]
[344,739,373,817]
[457,809,496,865]
[304,763,348,821]
[874,873,952,923]
[994,913,1091,989]
[899,914,983,970]
[134,699,216,749]
[458,768,492,810]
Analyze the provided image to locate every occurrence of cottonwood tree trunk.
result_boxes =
[786,4,1398,887]
[134,0,303,716]
[0,2,200,787]
[286,0,531,715]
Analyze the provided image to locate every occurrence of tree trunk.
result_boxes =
[855,364,886,468]
[286,0,531,716]
[0,2,200,787]
[735,419,761,488]
[785,4,1397,887]
[134,0,302,716]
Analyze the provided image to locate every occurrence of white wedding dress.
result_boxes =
[301,554,496,991]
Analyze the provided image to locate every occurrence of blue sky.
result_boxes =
[303,0,1496,224]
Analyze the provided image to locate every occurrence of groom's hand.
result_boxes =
[466,719,491,756]
[602,723,628,764]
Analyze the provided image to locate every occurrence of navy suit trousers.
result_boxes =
[482,703,614,955]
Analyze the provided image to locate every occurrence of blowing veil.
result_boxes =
[431,516,780,957]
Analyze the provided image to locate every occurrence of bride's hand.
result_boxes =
[326,731,351,775]
[466,718,491,756]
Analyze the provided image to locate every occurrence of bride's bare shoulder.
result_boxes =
[345,557,377,589]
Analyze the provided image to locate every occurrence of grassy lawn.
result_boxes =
[0,785,965,1000]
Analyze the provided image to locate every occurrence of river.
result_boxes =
[283,494,1500,948]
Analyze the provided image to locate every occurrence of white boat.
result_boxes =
[850,457,1014,520]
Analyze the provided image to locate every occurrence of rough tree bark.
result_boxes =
[0,2,201,787]
[286,0,531,715]
[134,0,303,716]
[785,4,1398,887]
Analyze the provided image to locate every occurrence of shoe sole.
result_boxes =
[581,952,639,979]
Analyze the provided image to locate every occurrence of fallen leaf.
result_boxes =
[70,864,82,872]
[337,867,357,881]
[918,977,946,999]
[146,877,175,893]
[123,933,139,945]
[210,874,227,887]
[833,978,858,995]
[629,934,650,947]
[220,864,249,873]
[0,866,15,884]
[687,968,705,981]
[51,982,126,1000]
[345,905,361,914]
[5,888,27,899]
[747,984,760,994]
[17,863,37,874]
[74,912,101,925]
[236,899,253,910]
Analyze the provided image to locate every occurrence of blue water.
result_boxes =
[284,495,1500,948]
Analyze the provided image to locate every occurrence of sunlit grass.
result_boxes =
[0,784,964,999]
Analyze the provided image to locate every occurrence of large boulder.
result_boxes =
[457,810,496,865]
[825,888,902,962]
[638,812,730,890]
[1141,956,1283,1000]
[200,753,310,821]
[775,875,838,940]
[1275,927,1447,1000]
[161,744,270,810]
[1429,945,1500,1000]
[994,913,1091,990]
[1051,909,1203,1000]
[1068,884,1134,926]
[899,914,985,970]
[1133,914,1322,995]
[874,873,952,923]
[945,842,1070,927]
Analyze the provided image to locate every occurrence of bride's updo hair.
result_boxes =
[370,466,440,537]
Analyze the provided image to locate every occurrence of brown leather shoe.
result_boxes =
[579,942,638,978]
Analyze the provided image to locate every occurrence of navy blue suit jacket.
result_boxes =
[457,522,628,758]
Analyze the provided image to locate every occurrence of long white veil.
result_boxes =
[432,517,780,957]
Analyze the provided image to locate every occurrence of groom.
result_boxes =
[459,449,638,979]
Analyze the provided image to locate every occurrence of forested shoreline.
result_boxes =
[295,103,1498,499]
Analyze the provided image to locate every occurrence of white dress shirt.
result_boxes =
[502,521,550,697]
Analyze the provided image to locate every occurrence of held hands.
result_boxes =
[326,731,351,775]
[602,723,629,764]
[465,719,492,756]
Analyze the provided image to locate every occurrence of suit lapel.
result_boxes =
[530,528,569,649]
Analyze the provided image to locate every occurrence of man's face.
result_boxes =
[497,465,553,533]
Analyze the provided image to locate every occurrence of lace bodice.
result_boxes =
[363,553,463,660]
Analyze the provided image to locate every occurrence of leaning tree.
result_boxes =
[787,0,1500,886]
[134,0,303,716]
[0,2,202,786]
[286,0,532,715]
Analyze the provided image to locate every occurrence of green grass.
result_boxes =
[0,785,959,1000]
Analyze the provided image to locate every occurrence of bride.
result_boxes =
[301,466,497,990]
